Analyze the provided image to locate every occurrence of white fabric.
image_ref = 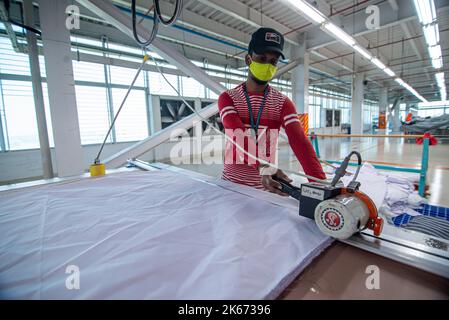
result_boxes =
[340,163,387,210]
[0,170,331,299]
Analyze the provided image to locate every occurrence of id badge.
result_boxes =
[250,128,257,138]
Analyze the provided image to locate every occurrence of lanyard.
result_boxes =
[243,83,269,137]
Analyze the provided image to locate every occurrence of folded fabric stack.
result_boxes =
[337,163,449,240]
[391,204,449,240]
[378,170,427,219]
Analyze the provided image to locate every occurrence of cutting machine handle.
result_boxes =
[271,175,302,200]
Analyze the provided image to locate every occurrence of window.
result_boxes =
[180,76,205,98]
[111,88,148,142]
[75,85,110,145]
[148,72,178,96]
[0,80,38,149]
[109,65,144,87]
[0,37,30,76]
[72,61,106,83]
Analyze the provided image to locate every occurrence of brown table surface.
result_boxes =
[279,242,449,299]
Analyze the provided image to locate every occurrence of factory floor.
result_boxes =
[163,136,449,299]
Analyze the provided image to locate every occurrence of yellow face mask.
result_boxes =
[248,59,278,82]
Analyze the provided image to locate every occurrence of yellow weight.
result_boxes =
[90,163,106,177]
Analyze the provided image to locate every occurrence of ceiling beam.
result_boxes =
[388,0,399,11]
[194,0,300,46]
[76,0,225,94]
[400,21,431,82]
[113,0,249,47]
[306,0,449,50]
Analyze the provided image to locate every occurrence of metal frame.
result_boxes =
[101,36,117,143]
[0,78,8,151]
[342,230,449,279]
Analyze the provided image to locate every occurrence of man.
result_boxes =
[218,27,325,196]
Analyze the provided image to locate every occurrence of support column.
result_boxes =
[291,36,309,114]
[351,73,364,136]
[192,99,202,164]
[393,102,401,133]
[405,103,411,116]
[38,0,84,177]
[24,0,54,179]
[150,95,161,160]
[144,70,154,136]
[378,85,388,134]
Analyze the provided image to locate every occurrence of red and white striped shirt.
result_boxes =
[218,82,325,189]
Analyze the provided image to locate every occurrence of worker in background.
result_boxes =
[405,112,413,124]
[218,27,325,196]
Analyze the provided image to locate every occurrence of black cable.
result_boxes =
[3,0,41,35]
[154,0,183,26]
[8,19,41,35]
[131,0,159,47]
[131,0,183,47]
[330,151,362,187]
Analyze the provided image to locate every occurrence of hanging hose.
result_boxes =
[154,0,183,25]
[330,151,362,187]
[131,0,183,47]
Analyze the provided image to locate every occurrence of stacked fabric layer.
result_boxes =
[0,170,331,299]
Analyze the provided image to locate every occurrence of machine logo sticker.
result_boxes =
[321,208,344,231]
[325,211,341,228]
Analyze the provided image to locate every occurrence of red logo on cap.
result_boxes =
[324,211,341,228]
[265,32,281,44]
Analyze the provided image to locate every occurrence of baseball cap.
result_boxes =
[248,27,285,60]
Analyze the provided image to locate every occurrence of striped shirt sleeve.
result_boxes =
[281,97,326,181]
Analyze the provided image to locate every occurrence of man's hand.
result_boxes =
[261,169,293,196]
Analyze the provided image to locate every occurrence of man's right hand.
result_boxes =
[261,169,292,196]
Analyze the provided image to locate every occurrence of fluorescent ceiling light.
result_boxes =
[431,57,443,69]
[435,72,445,85]
[428,44,442,59]
[395,78,406,86]
[383,68,395,77]
[285,0,326,24]
[436,72,447,101]
[395,78,427,102]
[323,23,356,46]
[419,96,428,103]
[423,24,439,46]
[413,0,437,25]
[371,58,387,70]
[353,44,372,60]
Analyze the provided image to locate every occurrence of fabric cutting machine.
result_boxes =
[272,151,384,239]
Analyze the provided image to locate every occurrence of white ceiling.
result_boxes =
[54,0,449,101]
